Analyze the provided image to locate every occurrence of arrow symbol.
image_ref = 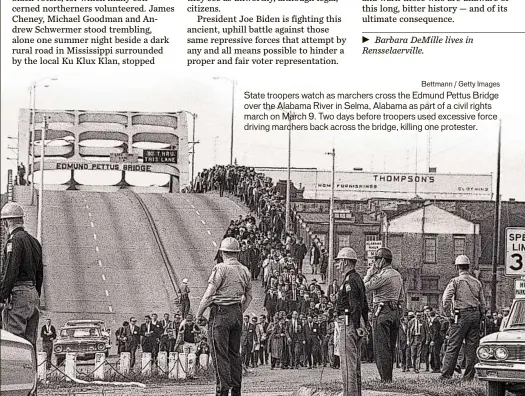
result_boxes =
[362,36,369,43]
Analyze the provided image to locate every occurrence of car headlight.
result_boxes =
[477,346,493,360]
[54,345,63,353]
[494,347,508,360]
[97,343,105,351]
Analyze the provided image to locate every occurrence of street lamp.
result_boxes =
[36,115,73,242]
[181,110,198,189]
[281,111,293,234]
[29,77,57,205]
[213,77,236,165]
[326,148,336,284]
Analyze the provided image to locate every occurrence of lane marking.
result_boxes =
[207,230,211,235]
[95,246,100,253]
[90,222,95,228]
[105,290,109,297]
[86,205,89,210]
[212,241,217,247]
[88,212,92,218]
[191,205,195,209]
[195,211,200,216]
[93,234,97,240]
[108,306,113,313]
[201,220,206,225]
[102,274,106,281]
[98,260,102,267]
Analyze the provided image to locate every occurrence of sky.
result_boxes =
[2,0,524,200]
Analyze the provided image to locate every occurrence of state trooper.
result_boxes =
[0,202,43,350]
[335,247,369,396]
[196,237,253,396]
[441,254,486,381]
[363,247,405,383]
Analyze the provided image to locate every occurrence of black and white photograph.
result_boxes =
[1,1,525,396]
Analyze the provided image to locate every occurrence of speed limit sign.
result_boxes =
[506,227,525,277]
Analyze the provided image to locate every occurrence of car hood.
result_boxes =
[480,329,525,343]
[55,337,103,344]
[0,329,33,347]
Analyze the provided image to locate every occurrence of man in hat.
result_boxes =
[334,247,369,396]
[0,202,43,350]
[196,237,252,396]
[441,255,486,381]
[180,278,191,319]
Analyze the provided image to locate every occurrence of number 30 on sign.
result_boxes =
[506,227,525,277]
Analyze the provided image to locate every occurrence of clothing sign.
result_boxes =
[505,227,525,277]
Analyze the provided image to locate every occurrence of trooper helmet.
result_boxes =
[374,247,393,261]
[1,202,24,219]
[219,237,241,252]
[454,255,470,266]
[335,247,358,261]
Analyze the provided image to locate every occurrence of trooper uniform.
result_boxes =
[364,247,404,383]
[196,237,252,396]
[441,255,486,380]
[0,202,43,349]
[335,247,369,396]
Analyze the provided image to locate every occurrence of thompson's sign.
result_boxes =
[110,153,138,163]
[254,168,493,200]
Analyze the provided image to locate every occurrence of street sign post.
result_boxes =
[505,227,525,277]
[143,149,178,163]
[515,278,525,299]
[365,240,383,266]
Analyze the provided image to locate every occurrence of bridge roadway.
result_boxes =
[40,190,264,349]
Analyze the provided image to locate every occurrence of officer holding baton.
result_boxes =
[196,237,252,396]
[334,247,369,396]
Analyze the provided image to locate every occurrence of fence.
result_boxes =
[37,351,211,385]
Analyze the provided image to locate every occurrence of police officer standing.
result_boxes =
[364,247,405,383]
[334,247,369,396]
[0,202,43,350]
[196,237,252,396]
[441,255,486,381]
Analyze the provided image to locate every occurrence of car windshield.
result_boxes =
[66,320,105,328]
[507,300,525,327]
[60,327,101,338]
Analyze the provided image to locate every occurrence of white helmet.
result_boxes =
[336,247,358,261]
[454,255,471,266]
[219,237,240,252]
[1,202,24,219]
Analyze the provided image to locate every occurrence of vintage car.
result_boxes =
[0,329,37,396]
[54,325,110,365]
[64,319,111,349]
[475,298,525,396]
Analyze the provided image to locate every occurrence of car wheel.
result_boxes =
[487,381,506,396]
[56,356,65,366]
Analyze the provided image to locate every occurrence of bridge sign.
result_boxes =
[505,227,525,277]
[110,153,138,163]
[143,149,178,163]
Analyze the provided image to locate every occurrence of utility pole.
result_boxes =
[285,113,292,234]
[326,148,335,284]
[491,120,502,313]
[37,114,48,242]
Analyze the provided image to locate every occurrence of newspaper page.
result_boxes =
[1,0,525,395]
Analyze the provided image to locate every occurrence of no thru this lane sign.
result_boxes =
[505,227,525,277]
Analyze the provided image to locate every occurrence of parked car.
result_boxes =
[64,319,111,349]
[54,325,110,366]
[475,298,525,396]
[0,329,37,396]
